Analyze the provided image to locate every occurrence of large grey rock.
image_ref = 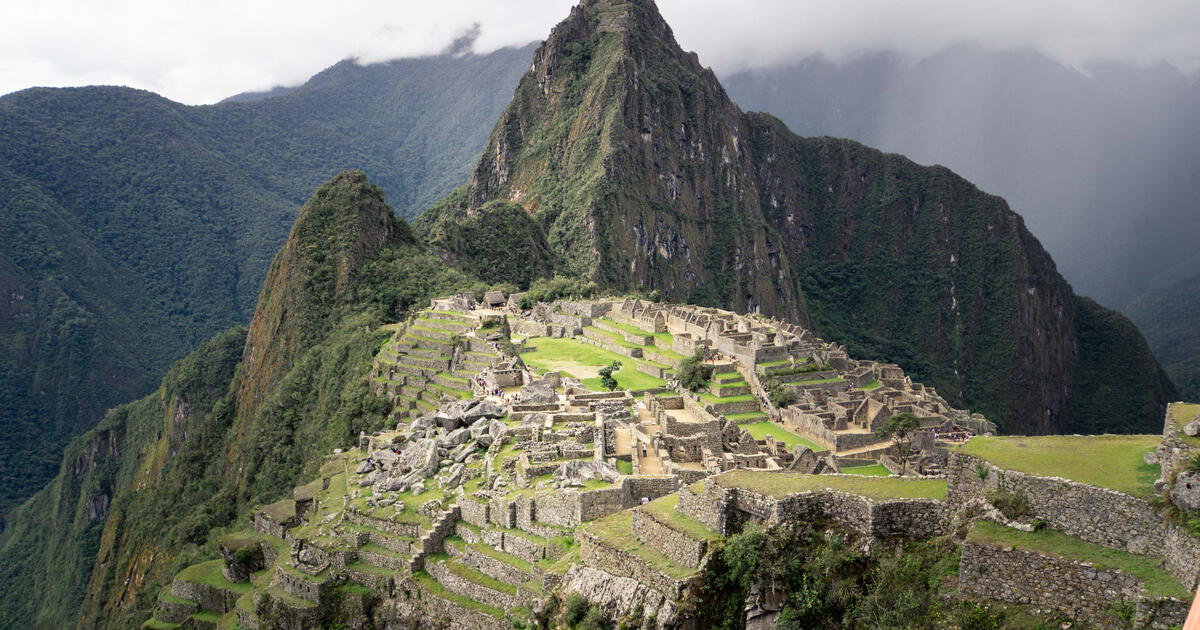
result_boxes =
[355,460,375,475]
[518,379,558,405]
[554,459,620,488]
[1171,471,1200,512]
[561,566,676,630]
[409,416,433,432]
[464,399,505,423]
[441,427,471,449]
[436,412,464,432]
[1185,421,1200,437]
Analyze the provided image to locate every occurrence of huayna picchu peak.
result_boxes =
[423,0,1172,436]
[0,1,1194,629]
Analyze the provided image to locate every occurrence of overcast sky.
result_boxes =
[3,0,1198,105]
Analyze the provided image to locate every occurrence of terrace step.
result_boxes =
[427,557,523,611]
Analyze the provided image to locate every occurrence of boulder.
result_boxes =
[436,413,464,432]
[465,399,506,423]
[553,459,620,488]
[1171,471,1200,513]
[355,460,375,475]
[1185,421,1200,437]
[1144,451,1160,466]
[442,427,471,448]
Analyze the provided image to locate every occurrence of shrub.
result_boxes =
[599,361,622,391]
[1188,452,1200,474]
[678,350,712,391]
[973,462,989,480]
[764,377,797,409]
[581,607,612,630]
[564,594,589,626]
[986,489,1033,521]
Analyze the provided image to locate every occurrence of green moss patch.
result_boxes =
[956,434,1161,498]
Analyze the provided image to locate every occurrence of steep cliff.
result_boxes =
[0,172,485,630]
[425,0,1173,433]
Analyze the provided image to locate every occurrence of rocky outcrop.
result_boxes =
[561,565,678,630]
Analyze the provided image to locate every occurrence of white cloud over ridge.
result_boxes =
[2,0,1198,105]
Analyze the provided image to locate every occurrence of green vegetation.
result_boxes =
[688,521,1035,630]
[678,350,713,392]
[0,46,536,530]
[520,336,665,392]
[956,435,1161,497]
[840,464,890,477]
[1168,403,1200,446]
[598,361,622,392]
[585,511,698,580]
[859,380,882,391]
[741,422,827,452]
[615,459,633,475]
[411,570,504,617]
[714,470,947,502]
[639,494,718,541]
[763,376,797,409]
[698,392,757,405]
[967,521,1189,599]
[1125,273,1200,400]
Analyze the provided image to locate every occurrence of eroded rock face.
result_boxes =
[561,566,677,630]
[1171,471,1200,513]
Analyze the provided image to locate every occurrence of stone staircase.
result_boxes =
[409,504,462,572]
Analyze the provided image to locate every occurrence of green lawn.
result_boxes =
[1169,403,1200,446]
[967,521,1189,599]
[840,463,890,476]
[521,337,666,392]
[956,435,1161,498]
[616,459,633,475]
[639,494,718,541]
[859,380,882,391]
[176,560,253,595]
[699,392,757,404]
[726,411,768,422]
[585,511,698,579]
[714,470,947,502]
[741,421,828,452]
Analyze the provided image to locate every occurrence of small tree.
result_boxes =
[599,361,622,392]
[875,412,921,473]
[678,350,712,391]
[764,376,797,409]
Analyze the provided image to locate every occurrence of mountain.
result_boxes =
[0,171,489,630]
[720,47,1200,311]
[0,44,533,523]
[423,0,1173,434]
[1126,273,1200,399]
[0,0,1182,626]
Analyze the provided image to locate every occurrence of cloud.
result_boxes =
[2,0,1198,105]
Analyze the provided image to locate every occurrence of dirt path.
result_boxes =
[633,402,665,475]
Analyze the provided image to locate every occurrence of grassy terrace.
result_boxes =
[639,494,718,541]
[585,511,698,579]
[411,570,504,617]
[520,336,666,392]
[1169,402,1200,446]
[713,470,947,502]
[967,521,1189,599]
[176,560,253,595]
[742,421,827,452]
[699,392,757,404]
[597,317,654,338]
[840,463,891,477]
[955,435,1160,498]
[859,380,882,391]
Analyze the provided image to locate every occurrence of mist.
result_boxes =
[3,0,1200,105]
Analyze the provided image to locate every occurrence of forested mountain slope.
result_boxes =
[0,45,533,522]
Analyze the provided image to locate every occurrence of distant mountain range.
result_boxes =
[0,44,535,522]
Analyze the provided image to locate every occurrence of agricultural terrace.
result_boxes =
[955,435,1161,498]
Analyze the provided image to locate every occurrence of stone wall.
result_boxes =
[390,577,510,630]
[345,509,421,539]
[426,560,521,611]
[947,453,1200,589]
[460,495,490,527]
[959,542,1187,629]
[172,579,238,614]
[632,509,707,568]
[580,531,694,600]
